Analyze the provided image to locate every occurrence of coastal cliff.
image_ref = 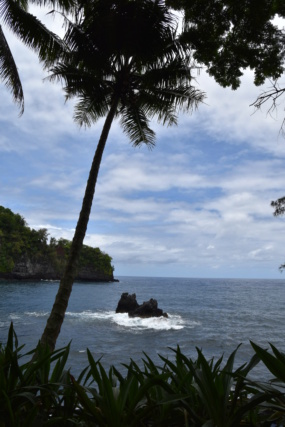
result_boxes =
[0,206,115,282]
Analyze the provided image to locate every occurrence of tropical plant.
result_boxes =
[0,0,73,113]
[0,322,82,427]
[0,23,24,114]
[39,0,205,352]
[70,350,170,427]
[158,345,268,427]
[3,323,285,426]
[250,341,285,425]
[128,352,188,426]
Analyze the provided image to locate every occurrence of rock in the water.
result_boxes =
[116,293,139,313]
[129,298,168,318]
[116,293,168,318]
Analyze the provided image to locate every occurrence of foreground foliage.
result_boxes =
[2,323,285,426]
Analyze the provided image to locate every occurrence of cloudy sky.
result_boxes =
[1,9,285,279]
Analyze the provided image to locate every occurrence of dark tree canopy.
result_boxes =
[167,0,285,90]
[2,0,285,115]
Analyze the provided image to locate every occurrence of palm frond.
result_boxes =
[120,103,155,147]
[135,81,203,128]
[138,91,178,127]
[28,0,75,14]
[0,0,65,65]
[48,62,114,126]
[73,93,111,127]
[46,0,204,137]
[0,24,23,113]
[155,84,204,111]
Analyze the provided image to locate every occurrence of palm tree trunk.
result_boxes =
[39,97,119,352]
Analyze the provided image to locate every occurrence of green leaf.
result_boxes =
[251,341,285,382]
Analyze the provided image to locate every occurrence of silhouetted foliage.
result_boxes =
[167,0,285,89]
[167,0,285,133]
[0,0,74,113]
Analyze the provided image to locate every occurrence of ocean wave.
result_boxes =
[65,310,198,331]
[9,313,22,320]
[113,312,185,330]
[24,311,50,317]
[15,309,199,331]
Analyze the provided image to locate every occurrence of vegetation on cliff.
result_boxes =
[0,206,114,278]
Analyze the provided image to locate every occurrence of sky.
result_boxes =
[1,9,285,280]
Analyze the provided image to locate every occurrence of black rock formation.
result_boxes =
[116,293,139,313]
[116,293,168,318]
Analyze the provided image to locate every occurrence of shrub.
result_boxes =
[1,323,285,426]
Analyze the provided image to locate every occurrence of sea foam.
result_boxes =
[65,310,195,331]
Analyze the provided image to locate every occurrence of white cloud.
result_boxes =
[1,10,285,279]
[188,69,285,156]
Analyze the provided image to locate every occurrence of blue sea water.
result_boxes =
[0,276,284,379]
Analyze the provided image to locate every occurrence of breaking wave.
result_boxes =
[24,311,50,317]
[9,310,200,332]
[65,310,199,331]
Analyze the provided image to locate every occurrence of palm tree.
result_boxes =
[0,0,73,113]
[0,24,24,113]
[39,0,205,351]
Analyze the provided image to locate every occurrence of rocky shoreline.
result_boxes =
[0,255,117,282]
[0,206,116,283]
[0,275,119,282]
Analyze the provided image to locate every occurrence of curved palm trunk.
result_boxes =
[40,97,119,352]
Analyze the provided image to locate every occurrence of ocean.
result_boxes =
[0,276,284,379]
